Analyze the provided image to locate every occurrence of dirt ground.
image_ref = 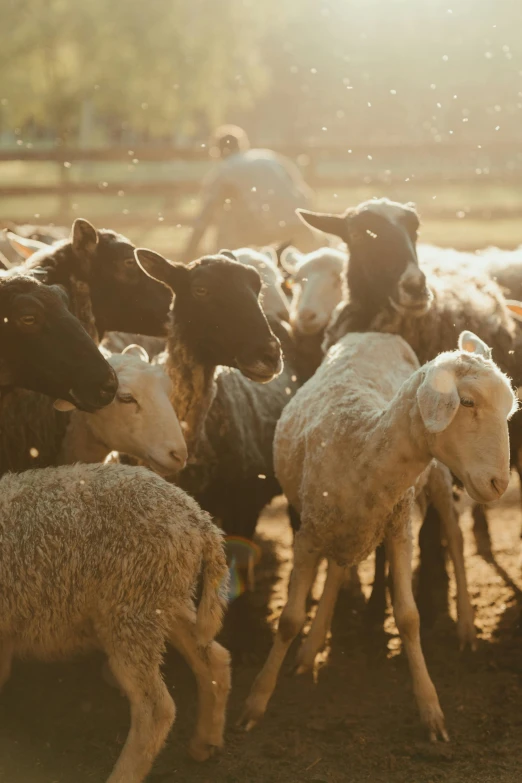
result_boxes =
[1,483,521,783]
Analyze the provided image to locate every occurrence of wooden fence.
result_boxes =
[1,143,522,229]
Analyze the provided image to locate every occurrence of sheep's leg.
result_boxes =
[294,559,346,674]
[239,530,321,730]
[106,653,175,783]
[366,544,387,625]
[0,642,13,692]
[168,613,231,760]
[429,464,476,650]
[471,503,493,559]
[386,522,448,743]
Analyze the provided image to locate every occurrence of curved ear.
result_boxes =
[134,248,188,292]
[122,343,150,363]
[458,330,492,359]
[259,246,278,265]
[5,230,48,259]
[279,246,303,276]
[506,300,522,323]
[71,218,98,255]
[53,399,77,412]
[296,209,350,241]
[417,366,460,433]
[218,249,238,262]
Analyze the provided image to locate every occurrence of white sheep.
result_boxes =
[280,245,347,337]
[231,247,290,320]
[55,345,187,475]
[240,330,516,741]
[0,462,231,782]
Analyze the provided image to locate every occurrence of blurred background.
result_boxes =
[1,0,521,254]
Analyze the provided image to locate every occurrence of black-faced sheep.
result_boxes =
[0,273,116,407]
[134,250,300,629]
[241,331,516,740]
[5,219,171,338]
[0,462,231,781]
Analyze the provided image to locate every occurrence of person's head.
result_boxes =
[212,125,250,159]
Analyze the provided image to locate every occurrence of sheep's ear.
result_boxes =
[4,230,48,259]
[71,218,98,255]
[297,209,350,241]
[122,343,150,363]
[134,248,188,292]
[53,399,77,412]
[258,246,278,265]
[417,366,460,433]
[458,330,492,359]
[219,249,238,262]
[506,300,522,323]
[279,246,303,276]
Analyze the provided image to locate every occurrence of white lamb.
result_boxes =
[0,462,231,783]
[280,245,347,336]
[55,345,187,475]
[241,330,516,741]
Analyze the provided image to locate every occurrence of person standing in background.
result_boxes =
[182,125,319,261]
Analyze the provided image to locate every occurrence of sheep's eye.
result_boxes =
[460,398,475,408]
[123,258,135,268]
[193,286,209,298]
[20,315,36,326]
[118,393,137,404]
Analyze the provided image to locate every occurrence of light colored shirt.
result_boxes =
[186,149,315,255]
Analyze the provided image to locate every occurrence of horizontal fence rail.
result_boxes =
[1,144,522,231]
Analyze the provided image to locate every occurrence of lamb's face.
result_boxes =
[87,353,187,475]
[285,251,345,336]
[417,333,517,504]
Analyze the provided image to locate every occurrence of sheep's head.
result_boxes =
[135,248,283,383]
[417,330,517,504]
[0,274,117,409]
[232,247,290,322]
[298,199,432,321]
[57,346,188,476]
[7,219,171,337]
[281,247,346,336]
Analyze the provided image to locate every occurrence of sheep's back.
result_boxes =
[0,464,213,657]
[274,332,418,513]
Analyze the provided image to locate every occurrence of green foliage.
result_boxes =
[0,0,275,139]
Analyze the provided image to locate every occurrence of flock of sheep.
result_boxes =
[1,198,522,782]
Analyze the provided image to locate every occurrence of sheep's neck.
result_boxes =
[166,323,216,455]
[57,414,109,465]
[358,371,432,514]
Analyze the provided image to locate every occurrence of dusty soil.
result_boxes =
[1,483,521,783]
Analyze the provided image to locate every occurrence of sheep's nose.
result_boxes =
[259,338,281,365]
[169,449,187,472]
[491,476,509,497]
[402,277,427,297]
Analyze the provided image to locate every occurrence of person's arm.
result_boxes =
[275,154,315,203]
[182,170,222,262]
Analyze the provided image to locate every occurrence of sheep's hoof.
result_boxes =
[422,705,449,743]
[188,737,217,762]
[457,619,477,652]
[237,701,265,731]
